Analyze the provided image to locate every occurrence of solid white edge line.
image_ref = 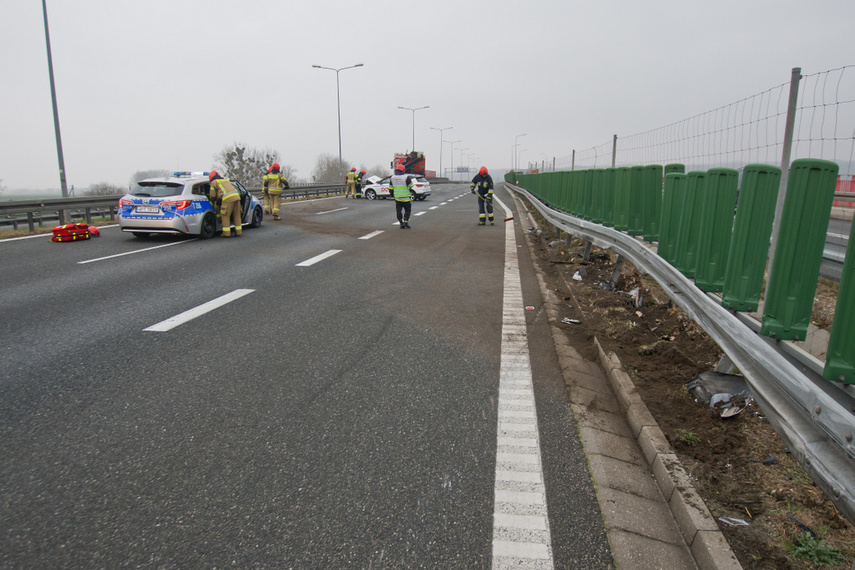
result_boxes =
[296,249,342,267]
[144,289,254,332]
[78,239,197,264]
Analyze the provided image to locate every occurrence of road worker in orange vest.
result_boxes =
[263,163,289,220]
[209,171,242,237]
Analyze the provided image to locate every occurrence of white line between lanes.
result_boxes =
[296,249,342,266]
[144,289,254,332]
[316,207,348,215]
[359,230,384,240]
[78,239,197,264]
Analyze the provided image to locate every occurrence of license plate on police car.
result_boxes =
[136,206,160,214]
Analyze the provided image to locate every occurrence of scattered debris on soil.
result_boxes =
[522,203,854,569]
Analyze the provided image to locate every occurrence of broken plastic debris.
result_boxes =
[718,517,749,527]
[627,287,643,307]
[561,318,581,325]
[525,306,535,311]
[572,271,583,281]
[548,240,561,247]
[749,454,778,465]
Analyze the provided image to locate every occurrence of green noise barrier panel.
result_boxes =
[665,163,686,175]
[695,168,739,292]
[627,166,644,235]
[721,164,782,312]
[591,169,606,224]
[673,170,707,278]
[580,169,593,220]
[613,167,631,231]
[659,173,687,265]
[642,164,664,242]
[603,168,617,227]
[823,216,855,384]
[570,170,582,216]
[761,158,839,340]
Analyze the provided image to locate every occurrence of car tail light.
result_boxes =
[161,200,192,210]
[119,199,133,207]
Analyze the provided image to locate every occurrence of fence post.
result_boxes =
[767,67,802,279]
[721,164,782,312]
[761,159,839,340]
[611,135,617,168]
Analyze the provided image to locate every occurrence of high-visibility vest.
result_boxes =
[390,173,412,202]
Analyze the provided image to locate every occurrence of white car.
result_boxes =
[362,175,432,201]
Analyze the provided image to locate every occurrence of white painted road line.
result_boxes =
[296,249,342,267]
[144,289,255,332]
[491,194,554,569]
[359,230,384,240]
[79,239,197,264]
[316,207,348,215]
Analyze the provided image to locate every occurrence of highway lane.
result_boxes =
[0,185,610,567]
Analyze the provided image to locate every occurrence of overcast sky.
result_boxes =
[2,0,854,191]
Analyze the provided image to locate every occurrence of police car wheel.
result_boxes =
[250,206,263,228]
[199,213,216,239]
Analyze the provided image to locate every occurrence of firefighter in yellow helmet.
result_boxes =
[262,162,289,220]
[209,171,242,237]
[470,166,495,225]
[345,167,358,198]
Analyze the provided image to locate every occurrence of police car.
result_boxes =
[118,172,264,238]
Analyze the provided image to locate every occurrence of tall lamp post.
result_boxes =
[42,0,68,198]
[312,63,364,178]
[430,126,452,179]
[444,140,461,181]
[513,133,527,171]
[397,105,430,151]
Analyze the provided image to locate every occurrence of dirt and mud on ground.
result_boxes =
[521,203,854,569]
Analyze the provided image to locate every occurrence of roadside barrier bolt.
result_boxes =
[815,406,822,415]
[846,432,853,443]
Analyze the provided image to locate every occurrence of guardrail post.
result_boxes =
[603,168,616,227]
[659,172,687,265]
[642,164,664,242]
[613,167,631,231]
[695,168,739,292]
[721,164,782,312]
[628,166,644,235]
[762,158,839,340]
[673,170,707,278]
[823,215,855,384]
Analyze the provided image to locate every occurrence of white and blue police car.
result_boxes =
[118,172,264,238]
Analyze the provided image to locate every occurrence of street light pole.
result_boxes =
[429,126,452,179]
[444,140,461,181]
[312,63,364,179]
[514,133,527,171]
[42,0,68,198]
[397,105,430,151]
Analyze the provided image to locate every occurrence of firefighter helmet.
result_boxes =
[351,167,357,171]
[395,164,405,172]
[360,170,366,174]
[479,166,488,175]
[208,170,219,181]
[271,162,280,171]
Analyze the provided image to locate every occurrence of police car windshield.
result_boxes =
[132,181,184,198]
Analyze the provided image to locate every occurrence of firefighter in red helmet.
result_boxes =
[470,166,494,225]
[345,167,358,198]
[355,169,366,198]
[209,171,242,237]
[263,162,289,220]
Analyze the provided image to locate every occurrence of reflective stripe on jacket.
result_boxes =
[211,178,240,203]
[263,173,288,193]
[390,173,414,202]
[346,171,358,183]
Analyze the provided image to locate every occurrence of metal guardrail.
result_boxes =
[506,181,855,526]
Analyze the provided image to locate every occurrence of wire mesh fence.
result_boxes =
[549,66,855,182]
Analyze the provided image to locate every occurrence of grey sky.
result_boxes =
[2,0,854,190]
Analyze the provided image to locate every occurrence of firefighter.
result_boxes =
[470,166,495,225]
[345,167,358,198]
[355,169,366,198]
[391,164,415,229]
[263,162,289,220]
[209,170,242,237]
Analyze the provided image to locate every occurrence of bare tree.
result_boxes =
[312,153,353,183]
[213,143,294,187]
[85,182,124,196]
[129,170,171,190]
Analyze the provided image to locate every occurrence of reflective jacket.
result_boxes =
[470,173,494,198]
[346,170,358,183]
[263,171,289,193]
[210,177,239,204]
[390,173,414,202]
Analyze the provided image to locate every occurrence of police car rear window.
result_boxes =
[132,182,184,198]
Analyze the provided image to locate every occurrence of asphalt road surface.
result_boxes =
[0,184,611,568]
